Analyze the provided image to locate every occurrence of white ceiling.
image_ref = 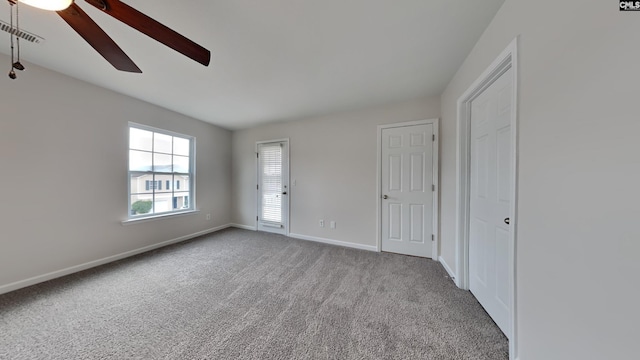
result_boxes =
[0,0,504,130]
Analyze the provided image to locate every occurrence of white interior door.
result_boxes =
[469,67,513,336]
[257,141,289,235]
[381,124,434,258]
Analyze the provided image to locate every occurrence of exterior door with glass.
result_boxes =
[257,140,289,235]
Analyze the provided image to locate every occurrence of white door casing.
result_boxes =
[379,120,438,258]
[256,140,289,235]
[455,38,518,359]
[469,67,513,336]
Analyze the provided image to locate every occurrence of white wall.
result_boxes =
[440,1,640,359]
[0,55,232,292]
[232,97,440,248]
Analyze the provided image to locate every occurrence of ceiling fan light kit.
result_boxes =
[19,0,71,11]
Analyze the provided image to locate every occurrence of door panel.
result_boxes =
[389,155,402,191]
[381,124,434,258]
[410,153,424,191]
[410,204,424,243]
[469,67,512,336]
[389,203,402,240]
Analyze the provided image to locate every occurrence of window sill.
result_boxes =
[121,210,199,226]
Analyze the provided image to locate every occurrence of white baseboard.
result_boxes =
[438,256,457,281]
[226,226,376,252]
[288,233,378,252]
[230,223,257,231]
[0,224,232,295]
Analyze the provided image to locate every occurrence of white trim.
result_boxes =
[230,223,257,231]
[455,37,518,359]
[376,118,440,258]
[0,224,231,295]
[438,256,456,281]
[121,210,200,225]
[255,138,290,236]
[289,233,378,252]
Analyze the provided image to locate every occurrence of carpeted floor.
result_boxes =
[0,228,508,360]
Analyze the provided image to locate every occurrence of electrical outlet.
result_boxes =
[330,221,336,229]
[206,214,211,220]
[319,220,325,228]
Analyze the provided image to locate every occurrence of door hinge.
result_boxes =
[431,234,435,241]
[256,152,259,158]
[432,184,435,191]
[432,134,435,141]
[256,216,259,221]
[257,184,259,190]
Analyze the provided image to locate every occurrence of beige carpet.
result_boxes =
[0,228,508,359]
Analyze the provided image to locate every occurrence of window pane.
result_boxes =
[174,137,190,156]
[130,128,152,151]
[129,150,152,172]
[153,174,171,190]
[131,194,153,216]
[154,133,173,154]
[173,192,190,210]
[176,175,190,191]
[173,155,190,173]
[153,193,173,213]
[130,173,154,194]
[154,153,172,172]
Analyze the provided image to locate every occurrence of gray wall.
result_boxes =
[440,1,639,358]
[0,55,232,291]
[232,97,440,247]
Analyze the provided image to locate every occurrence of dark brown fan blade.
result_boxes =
[85,0,211,66]
[57,3,142,73]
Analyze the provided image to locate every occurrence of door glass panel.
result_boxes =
[260,144,282,223]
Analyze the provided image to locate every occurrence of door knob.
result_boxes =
[383,195,388,199]
[504,218,510,225]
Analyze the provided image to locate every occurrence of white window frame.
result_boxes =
[126,122,196,221]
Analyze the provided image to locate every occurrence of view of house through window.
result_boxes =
[128,124,194,218]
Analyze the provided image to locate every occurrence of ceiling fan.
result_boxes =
[8,0,210,73]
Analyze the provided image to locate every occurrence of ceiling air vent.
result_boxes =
[0,20,44,44]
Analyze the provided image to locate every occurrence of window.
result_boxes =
[128,123,195,218]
